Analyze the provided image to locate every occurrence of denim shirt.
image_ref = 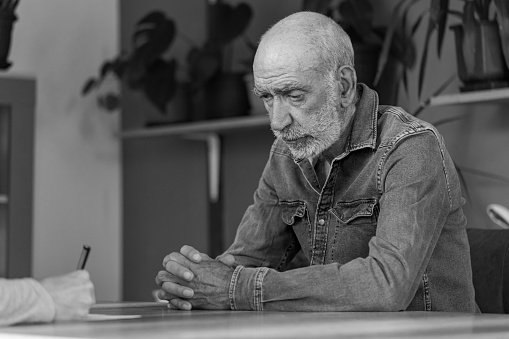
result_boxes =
[225,84,477,312]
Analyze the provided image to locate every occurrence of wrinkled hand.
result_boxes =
[40,270,96,321]
[155,245,235,310]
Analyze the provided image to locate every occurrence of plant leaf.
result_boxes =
[82,78,97,95]
[494,0,509,67]
[207,2,252,47]
[100,61,115,78]
[129,11,176,82]
[434,0,449,57]
[459,165,509,184]
[413,73,456,116]
[187,47,221,92]
[133,11,176,60]
[374,0,420,85]
[431,115,464,127]
[338,0,381,45]
[418,27,431,99]
[462,1,478,75]
[142,58,178,113]
[455,163,471,203]
[125,11,176,89]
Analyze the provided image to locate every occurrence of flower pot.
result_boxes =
[0,12,16,70]
[451,21,509,91]
[144,84,192,127]
[203,72,250,120]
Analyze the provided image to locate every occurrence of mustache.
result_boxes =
[272,123,307,141]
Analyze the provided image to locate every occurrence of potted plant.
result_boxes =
[0,0,19,70]
[415,0,509,94]
[83,1,253,124]
[366,0,509,98]
[329,0,509,100]
[82,11,184,124]
[188,0,253,120]
[302,0,418,105]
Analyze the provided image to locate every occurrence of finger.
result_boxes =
[164,259,194,281]
[217,253,235,267]
[169,297,192,311]
[180,245,207,263]
[162,252,178,267]
[163,251,194,267]
[155,270,175,286]
[158,290,192,311]
[161,280,194,299]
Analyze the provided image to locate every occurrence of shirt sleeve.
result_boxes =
[0,278,56,326]
[229,131,454,311]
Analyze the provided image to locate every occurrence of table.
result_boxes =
[2,302,509,338]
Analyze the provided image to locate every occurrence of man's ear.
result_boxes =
[336,65,357,107]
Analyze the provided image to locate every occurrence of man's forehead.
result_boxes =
[254,43,319,74]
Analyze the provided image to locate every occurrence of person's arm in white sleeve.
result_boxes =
[0,270,95,326]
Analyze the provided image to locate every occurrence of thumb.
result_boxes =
[217,254,235,267]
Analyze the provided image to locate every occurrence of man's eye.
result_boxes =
[288,93,304,101]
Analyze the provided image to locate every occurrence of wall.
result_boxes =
[8,0,121,301]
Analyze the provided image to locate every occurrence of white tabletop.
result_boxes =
[1,302,509,339]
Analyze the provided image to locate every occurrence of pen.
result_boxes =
[77,245,91,270]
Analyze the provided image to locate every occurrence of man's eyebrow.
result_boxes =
[274,84,302,94]
[253,84,306,96]
[252,87,266,96]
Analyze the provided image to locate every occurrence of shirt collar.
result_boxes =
[309,83,379,166]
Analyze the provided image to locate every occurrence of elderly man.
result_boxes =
[155,11,477,312]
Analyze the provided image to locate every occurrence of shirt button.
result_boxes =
[318,219,325,225]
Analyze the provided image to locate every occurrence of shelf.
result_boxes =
[122,87,509,139]
[0,195,7,204]
[429,88,509,106]
[121,114,270,139]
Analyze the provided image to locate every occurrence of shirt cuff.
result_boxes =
[228,265,269,311]
[32,279,57,322]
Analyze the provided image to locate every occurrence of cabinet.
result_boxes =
[0,76,36,278]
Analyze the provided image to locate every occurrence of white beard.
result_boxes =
[272,79,343,159]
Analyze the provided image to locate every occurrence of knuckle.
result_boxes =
[162,254,172,266]
[164,261,179,274]
[161,281,189,299]
[156,270,168,280]
[168,252,181,262]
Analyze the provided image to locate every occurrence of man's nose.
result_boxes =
[270,98,292,131]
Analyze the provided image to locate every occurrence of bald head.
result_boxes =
[254,11,354,76]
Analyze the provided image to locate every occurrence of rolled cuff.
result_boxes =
[228,266,269,311]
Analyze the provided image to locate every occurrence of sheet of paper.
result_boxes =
[85,314,141,321]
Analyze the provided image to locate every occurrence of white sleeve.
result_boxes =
[0,278,56,326]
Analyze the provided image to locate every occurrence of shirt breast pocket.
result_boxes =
[329,198,378,263]
[279,200,312,251]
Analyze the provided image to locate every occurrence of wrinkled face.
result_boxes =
[253,39,343,159]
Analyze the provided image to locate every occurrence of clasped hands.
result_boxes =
[155,245,236,310]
